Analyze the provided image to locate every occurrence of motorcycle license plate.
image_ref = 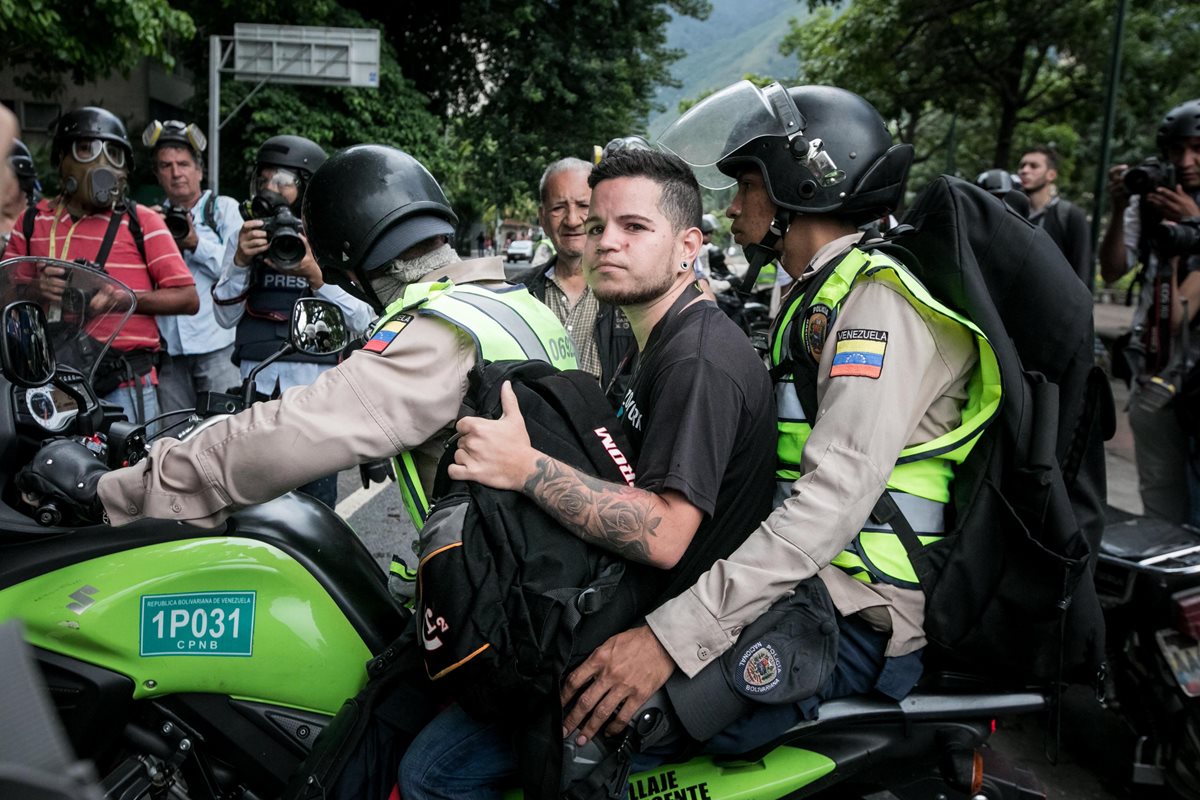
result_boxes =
[140,591,256,657]
[1156,629,1200,698]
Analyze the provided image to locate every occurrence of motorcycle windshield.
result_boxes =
[657,80,798,190]
[0,257,137,384]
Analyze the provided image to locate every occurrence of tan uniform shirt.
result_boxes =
[646,234,979,676]
[98,258,509,527]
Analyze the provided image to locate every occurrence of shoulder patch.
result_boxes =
[363,313,414,354]
[829,328,888,379]
[801,303,834,363]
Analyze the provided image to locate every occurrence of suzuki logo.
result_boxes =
[67,585,99,615]
[422,606,449,651]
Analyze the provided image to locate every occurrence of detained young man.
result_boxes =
[398,149,776,800]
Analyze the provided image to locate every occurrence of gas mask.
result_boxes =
[60,139,128,211]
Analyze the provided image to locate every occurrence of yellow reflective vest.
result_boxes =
[371,278,578,531]
[772,247,1001,588]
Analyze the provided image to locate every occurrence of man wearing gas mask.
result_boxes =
[145,120,244,415]
[211,134,371,507]
[3,107,199,428]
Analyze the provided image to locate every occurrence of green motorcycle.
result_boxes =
[0,257,1048,800]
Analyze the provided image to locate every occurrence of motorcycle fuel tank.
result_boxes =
[0,535,372,715]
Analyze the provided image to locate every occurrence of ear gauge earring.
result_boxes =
[680,261,691,271]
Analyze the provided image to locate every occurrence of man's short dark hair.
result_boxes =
[1023,145,1059,171]
[588,149,702,233]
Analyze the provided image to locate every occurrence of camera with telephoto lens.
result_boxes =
[1122,157,1178,196]
[239,191,306,270]
[163,206,190,243]
[1154,217,1200,256]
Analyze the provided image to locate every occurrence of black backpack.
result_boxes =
[417,359,654,715]
[860,176,1114,685]
[286,360,652,800]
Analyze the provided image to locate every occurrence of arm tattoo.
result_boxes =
[523,456,662,564]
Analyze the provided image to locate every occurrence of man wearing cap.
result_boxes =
[146,120,244,414]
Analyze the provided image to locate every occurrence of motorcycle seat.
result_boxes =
[1099,515,1200,563]
[716,690,1045,764]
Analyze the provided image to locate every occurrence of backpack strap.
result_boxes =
[202,192,224,244]
[858,238,942,561]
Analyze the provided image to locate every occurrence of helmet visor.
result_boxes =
[656,81,800,190]
[251,168,300,198]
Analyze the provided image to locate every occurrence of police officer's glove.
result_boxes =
[17,439,109,526]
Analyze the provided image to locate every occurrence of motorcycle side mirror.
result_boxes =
[1,301,57,388]
[290,298,348,357]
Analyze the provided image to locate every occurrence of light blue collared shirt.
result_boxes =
[156,190,244,356]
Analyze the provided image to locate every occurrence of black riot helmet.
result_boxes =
[251,135,327,214]
[51,107,133,168]
[255,135,327,181]
[1157,99,1200,155]
[658,81,912,292]
[9,139,35,181]
[659,81,912,225]
[302,144,458,313]
[975,168,1017,197]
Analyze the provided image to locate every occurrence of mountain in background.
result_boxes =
[647,0,810,137]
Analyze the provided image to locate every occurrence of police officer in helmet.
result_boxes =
[555,81,1000,756]
[19,146,575,590]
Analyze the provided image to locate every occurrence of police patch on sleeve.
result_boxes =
[363,313,414,354]
[801,303,834,363]
[829,328,887,379]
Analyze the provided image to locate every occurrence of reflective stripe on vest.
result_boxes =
[772,247,1002,588]
[374,278,578,530]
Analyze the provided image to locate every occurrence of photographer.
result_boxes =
[1099,98,1200,524]
[212,134,371,507]
[146,120,244,415]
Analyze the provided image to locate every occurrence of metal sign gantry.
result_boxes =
[207,24,380,194]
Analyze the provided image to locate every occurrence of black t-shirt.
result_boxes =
[615,288,776,600]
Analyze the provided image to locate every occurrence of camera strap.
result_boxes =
[91,205,127,270]
[1145,268,1173,374]
[90,203,147,269]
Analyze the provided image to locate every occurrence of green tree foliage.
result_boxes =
[169,0,448,205]
[0,0,195,92]
[348,0,710,212]
[780,0,1200,204]
[6,0,705,238]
